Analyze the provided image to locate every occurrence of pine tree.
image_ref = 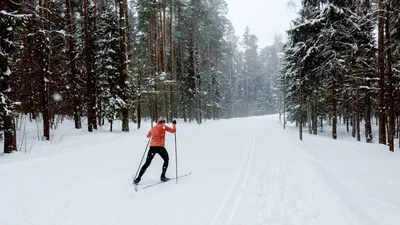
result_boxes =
[1,1,26,153]
[95,2,121,131]
[198,0,228,120]
[283,0,370,140]
[241,27,260,116]
[388,0,400,148]
[355,0,376,142]
[377,0,386,144]
[220,23,237,118]
[119,0,129,132]
[66,0,82,129]
[84,0,97,132]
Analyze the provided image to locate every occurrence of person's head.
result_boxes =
[157,117,166,124]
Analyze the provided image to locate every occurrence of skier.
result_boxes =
[134,117,177,184]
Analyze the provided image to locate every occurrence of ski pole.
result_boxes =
[133,138,151,184]
[175,132,178,183]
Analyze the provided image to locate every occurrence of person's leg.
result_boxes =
[136,147,156,181]
[158,147,169,179]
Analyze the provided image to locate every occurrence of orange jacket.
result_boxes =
[147,123,176,147]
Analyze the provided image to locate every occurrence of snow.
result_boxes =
[3,67,11,76]
[0,10,26,18]
[52,93,62,102]
[55,30,66,36]
[1,115,400,225]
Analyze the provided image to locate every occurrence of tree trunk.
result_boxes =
[398,115,400,148]
[385,2,394,152]
[154,12,160,121]
[148,18,153,122]
[170,0,177,119]
[397,116,399,139]
[161,7,168,120]
[84,0,96,132]
[150,15,156,123]
[97,99,102,126]
[66,0,82,129]
[332,77,337,139]
[40,0,50,140]
[308,102,312,134]
[312,94,317,135]
[1,0,18,153]
[163,7,167,73]
[229,42,234,119]
[137,94,141,129]
[3,116,17,153]
[191,0,199,122]
[363,0,373,142]
[365,91,372,142]
[215,45,220,119]
[93,0,98,130]
[119,0,129,132]
[320,116,323,131]
[177,3,185,121]
[378,0,386,145]
[356,91,361,142]
[28,0,36,122]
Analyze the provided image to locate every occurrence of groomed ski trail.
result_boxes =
[205,118,361,225]
[210,133,256,225]
[0,116,387,225]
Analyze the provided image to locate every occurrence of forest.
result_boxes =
[281,0,400,152]
[1,0,283,153]
[2,0,399,154]
[2,1,399,223]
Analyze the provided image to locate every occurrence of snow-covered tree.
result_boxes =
[0,2,26,153]
[282,0,378,140]
[95,3,122,131]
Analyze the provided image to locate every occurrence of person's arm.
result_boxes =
[165,121,176,133]
[146,129,152,138]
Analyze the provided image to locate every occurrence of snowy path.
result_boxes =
[1,116,399,225]
[205,118,360,225]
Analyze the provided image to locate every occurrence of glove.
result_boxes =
[172,120,177,124]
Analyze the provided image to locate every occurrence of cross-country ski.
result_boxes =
[134,172,192,192]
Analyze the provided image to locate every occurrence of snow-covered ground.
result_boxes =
[1,115,399,225]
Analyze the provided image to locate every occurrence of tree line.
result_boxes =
[281,0,400,151]
[1,0,283,153]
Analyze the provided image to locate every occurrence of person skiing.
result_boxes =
[134,117,177,184]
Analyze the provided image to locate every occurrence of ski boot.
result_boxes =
[160,176,170,182]
[133,177,141,185]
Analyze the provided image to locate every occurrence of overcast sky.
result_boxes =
[224,0,301,48]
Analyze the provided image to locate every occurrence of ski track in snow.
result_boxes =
[202,127,315,225]
[210,120,350,225]
[227,133,256,225]
[209,133,256,225]
[2,116,399,225]
[240,156,262,225]
[232,123,361,225]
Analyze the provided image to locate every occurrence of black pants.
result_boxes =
[137,146,169,179]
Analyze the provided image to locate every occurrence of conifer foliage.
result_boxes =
[281,0,400,152]
[1,1,27,153]
[1,0,297,153]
